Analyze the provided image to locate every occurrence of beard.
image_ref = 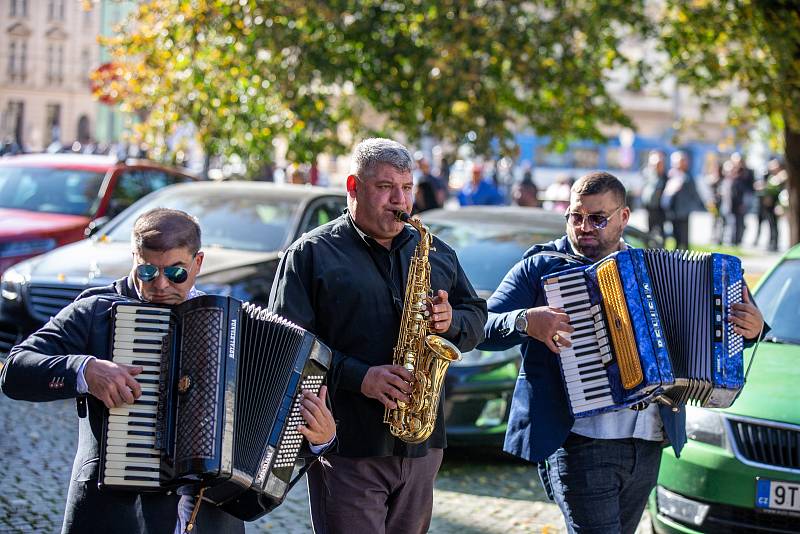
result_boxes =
[568,228,622,261]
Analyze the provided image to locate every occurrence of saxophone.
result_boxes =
[383,210,461,444]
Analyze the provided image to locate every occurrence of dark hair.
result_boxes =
[571,171,627,205]
[132,208,201,255]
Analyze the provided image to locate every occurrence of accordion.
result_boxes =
[542,249,744,418]
[98,295,331,521]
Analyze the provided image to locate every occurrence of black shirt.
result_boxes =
[269,211,486,457]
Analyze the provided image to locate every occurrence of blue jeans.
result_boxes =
[545,433,662,534]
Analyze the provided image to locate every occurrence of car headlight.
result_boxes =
[656,486,710,527]
[1,265,29,301]
[685,405,728,448]
[0,238,57,259]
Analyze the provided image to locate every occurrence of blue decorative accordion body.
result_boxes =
[542,249,744,418]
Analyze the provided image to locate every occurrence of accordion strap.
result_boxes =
[534,250,593,266]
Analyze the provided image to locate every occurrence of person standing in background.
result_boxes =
[661,151,703,250]
[458,163,505,206]
[639,151,668,242]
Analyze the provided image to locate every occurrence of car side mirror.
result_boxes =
[85,216,110,238]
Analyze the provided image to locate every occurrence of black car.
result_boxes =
[422,206,660,447]
[0,181,346,354]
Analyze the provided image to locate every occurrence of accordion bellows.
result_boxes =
[99,295,331,521]
[543,249,744,418]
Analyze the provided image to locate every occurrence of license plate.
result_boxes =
[755,478,800,513]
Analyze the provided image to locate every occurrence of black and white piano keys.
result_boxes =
[544,271,616,414]
[103,305,172,488]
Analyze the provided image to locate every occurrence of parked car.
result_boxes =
[421,206,660,447]
[649,244,800,533]
[0,181,346,354]
[0,153,200,275]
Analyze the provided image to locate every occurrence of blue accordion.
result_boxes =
[542,249,744,418]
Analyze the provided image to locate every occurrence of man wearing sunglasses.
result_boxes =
[1,208,336,534]
[478,172,764,534]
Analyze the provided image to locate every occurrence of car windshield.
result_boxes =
[104,190,299,252]
[754,258,800,344]
[427,222,559,291]
[0,166,105,216]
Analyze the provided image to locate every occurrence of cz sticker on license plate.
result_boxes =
[756,478,800,513]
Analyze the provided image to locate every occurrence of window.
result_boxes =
[10,0,27,17]
[47,45,64,85]
[47,0,63,21]
[5,101,24,146]
[8,42,16,78]
[299,197,347,236]
[57,45,64,84]
[8,40,27,82]
[107,170,195,217]
[535,147,572,168]
[46,44,54,82]
[45,103,61,145]
[80,48,90,81]
[573,148,600,169]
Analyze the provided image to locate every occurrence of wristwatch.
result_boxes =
[514,310,528,335]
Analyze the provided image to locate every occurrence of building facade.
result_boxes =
[0,0,100,152]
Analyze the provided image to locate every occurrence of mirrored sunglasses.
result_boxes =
[135,263,190,284]
[565,206,622,230]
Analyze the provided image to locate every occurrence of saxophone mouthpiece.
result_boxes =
[394,210,411,223]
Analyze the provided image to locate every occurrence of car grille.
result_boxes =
[27,283,93,322]
[702,500,800,533]
[729,417,800,471]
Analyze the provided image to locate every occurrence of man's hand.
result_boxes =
[427,289,452,333]
[361,365,414,410]
[730,286,764,340]
[84,359,143,409]
[298,385,336,446]
[524,306,575,353]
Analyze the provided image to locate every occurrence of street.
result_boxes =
[0,394,654,534]
[0,209,785,534]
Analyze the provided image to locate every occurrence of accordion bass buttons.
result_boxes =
[178,375,192,394]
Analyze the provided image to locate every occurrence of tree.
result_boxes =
[96,0,652,175]
[658,0,800,244]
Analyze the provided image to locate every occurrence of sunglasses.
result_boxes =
[565,206,623,230]
[135,261,194,284]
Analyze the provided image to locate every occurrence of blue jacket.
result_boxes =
[479,236,687,463]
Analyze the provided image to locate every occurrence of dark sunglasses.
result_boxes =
[565,206,623,230]
[135,263,191,284]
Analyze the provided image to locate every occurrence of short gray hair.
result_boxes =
[350,138,413,179]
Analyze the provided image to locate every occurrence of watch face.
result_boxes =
[515,313,527,333]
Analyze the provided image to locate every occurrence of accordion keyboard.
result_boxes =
[544,270,616,413]
[102,304,171,488]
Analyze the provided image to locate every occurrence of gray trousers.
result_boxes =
[308,449,444,534]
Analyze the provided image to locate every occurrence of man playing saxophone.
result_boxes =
[269,138,487,534]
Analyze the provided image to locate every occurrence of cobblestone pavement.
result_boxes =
[0,395,652,534]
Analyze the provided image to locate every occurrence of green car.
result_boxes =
[649,244,800,533]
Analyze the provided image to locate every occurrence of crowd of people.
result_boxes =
[638,149,789,251]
